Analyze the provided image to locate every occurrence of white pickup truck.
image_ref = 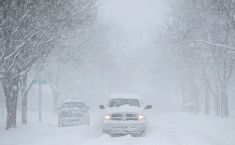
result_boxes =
[99,94,152,137]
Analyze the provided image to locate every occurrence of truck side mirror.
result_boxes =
[99,105,105,109]
[145,105,152,109]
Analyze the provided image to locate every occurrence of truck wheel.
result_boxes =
[110,133,119,137]
[110,133,126,137]
[142,131,146,137]
[102,129,107,135]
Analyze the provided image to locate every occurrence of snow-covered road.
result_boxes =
[0,112,235,145]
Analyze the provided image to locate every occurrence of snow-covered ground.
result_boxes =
[0,111,235,145]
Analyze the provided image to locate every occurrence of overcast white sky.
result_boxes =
[100,0,168,33]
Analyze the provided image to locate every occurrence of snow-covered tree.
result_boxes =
[0,0,98,129]
[165,0,235,117]
[45,22,113,113]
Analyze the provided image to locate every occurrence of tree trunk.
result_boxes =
[214,94,220,116]
[47,69,58,114]
[221,80,229,117]
[213,77,221,116]
[204,89,210,114]
[53,93,59,113]
[190,79,200,114]
[20,74,28,124]
[2,75,19,129]
[202,69,210,114]
[48,80,60,114]
[181,82,187,112]
[21,92,27,124]
[193,85,200,113]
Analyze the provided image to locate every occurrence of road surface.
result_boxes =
[0,112,234,145]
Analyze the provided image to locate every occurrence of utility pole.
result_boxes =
[39,76,42,123]
[33,76,47,123]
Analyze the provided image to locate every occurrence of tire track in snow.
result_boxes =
[166,128,225,145]
[191,130,229,145]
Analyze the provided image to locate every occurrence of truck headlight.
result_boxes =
[138,115,145,120]
[104,115,111,120]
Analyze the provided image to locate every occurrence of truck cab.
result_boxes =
[99,94,152,137]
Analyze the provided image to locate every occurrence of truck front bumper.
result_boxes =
[58,116,89,126]
[103,120,146,134]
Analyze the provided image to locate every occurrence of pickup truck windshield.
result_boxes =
[61,102,85,109]
[108,98,141,107]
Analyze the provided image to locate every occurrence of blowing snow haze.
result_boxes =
[102,0,166,30]
[0,0,235,144]
[99,0,178,106]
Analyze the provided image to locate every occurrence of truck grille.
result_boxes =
[61,112,83,117]
[111,113,138,121]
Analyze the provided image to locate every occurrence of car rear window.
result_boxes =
[61,102,85,109]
